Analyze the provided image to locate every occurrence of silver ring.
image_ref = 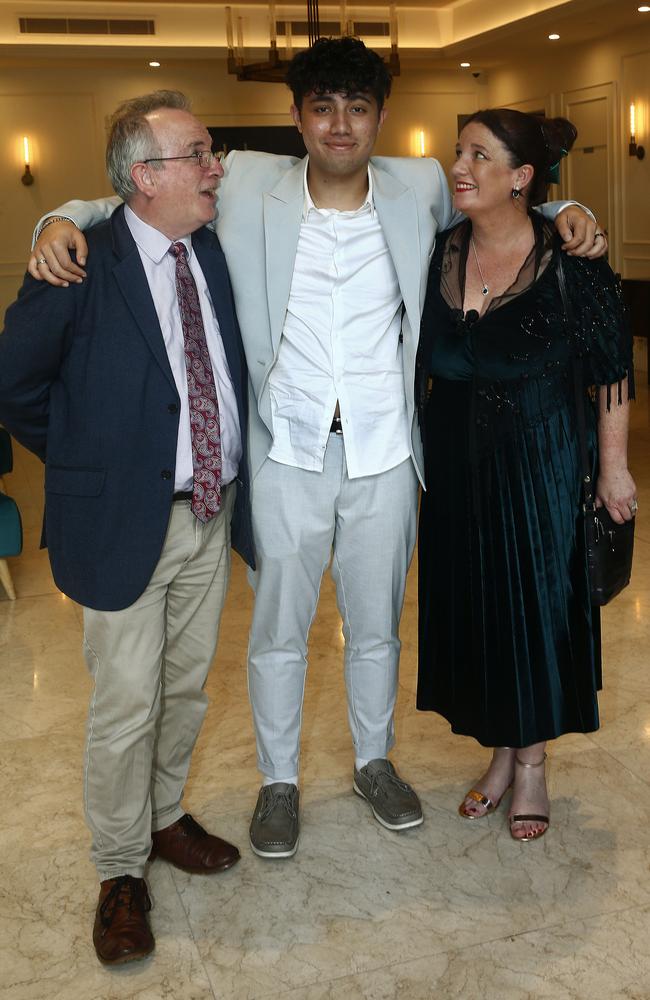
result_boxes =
[630,499,639,515]
[37,257,47,265]
[593,232,604,240]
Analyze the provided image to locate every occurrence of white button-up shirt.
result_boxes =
[124,206,242,491]
[267,162,410,479]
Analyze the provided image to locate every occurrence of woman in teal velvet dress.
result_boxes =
[416,109,637,841]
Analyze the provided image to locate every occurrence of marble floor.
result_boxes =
[0,383,648,1000]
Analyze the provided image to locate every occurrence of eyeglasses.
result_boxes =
[143,150,225,169]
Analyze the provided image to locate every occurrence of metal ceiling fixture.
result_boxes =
[225,2,399,83]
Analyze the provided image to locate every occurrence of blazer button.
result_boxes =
[161,470,172,480]
[168,403,178,414]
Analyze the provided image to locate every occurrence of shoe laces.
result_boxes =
[178,813,207,839]
[367,767,411,800]
[98,876,151,928]
[258,787,297,823]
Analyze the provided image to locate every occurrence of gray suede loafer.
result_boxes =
[249,782,299,858]
[353,759,423,830]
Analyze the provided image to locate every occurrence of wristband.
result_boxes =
[38,215,73,235]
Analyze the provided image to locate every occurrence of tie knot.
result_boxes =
[170,241,187,261]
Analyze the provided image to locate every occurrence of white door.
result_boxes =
[562,83,619,270]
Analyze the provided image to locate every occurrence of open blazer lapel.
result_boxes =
[110,206,176,393]
[192,228,244,390]
[262,159,306,357]
[370,163,422,335]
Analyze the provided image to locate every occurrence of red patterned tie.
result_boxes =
[170,241,221,521]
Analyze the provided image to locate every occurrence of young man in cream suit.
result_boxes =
[29,39,604,860]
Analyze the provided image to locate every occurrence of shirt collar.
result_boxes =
[124,204,193,264]
[301,157,375,220]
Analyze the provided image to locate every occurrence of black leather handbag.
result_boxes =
[557,254,635,606]
[584,504,635,605]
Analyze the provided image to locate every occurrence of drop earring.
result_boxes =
[512,187,521,199]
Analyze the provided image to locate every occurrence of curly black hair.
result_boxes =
[286,37,392,110]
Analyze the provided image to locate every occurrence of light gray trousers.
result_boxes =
[248,435,418,780]
[82,488,234,881]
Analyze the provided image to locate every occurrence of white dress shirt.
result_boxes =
[124,206,242,491]
[267,162,411,479]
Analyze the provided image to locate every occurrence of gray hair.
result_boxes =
[106,90,192,200]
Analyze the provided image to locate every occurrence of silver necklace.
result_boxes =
[470,236,489,296]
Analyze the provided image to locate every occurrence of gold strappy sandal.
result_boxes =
[509,753,549,842]
[458,787,507,819]
[459,749,513,819]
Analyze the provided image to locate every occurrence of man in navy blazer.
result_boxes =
[0,91,252,966]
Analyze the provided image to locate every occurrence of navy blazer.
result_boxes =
[0,205,254,611]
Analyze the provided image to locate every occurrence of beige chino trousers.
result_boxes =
[82,487,234,881]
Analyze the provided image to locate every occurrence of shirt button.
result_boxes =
[161,470,172,480]
[168,403,178,414]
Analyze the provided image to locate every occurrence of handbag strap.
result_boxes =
[555,252,595,510]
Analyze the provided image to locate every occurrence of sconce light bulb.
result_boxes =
[629,103,645,159]
[21,136,34,185]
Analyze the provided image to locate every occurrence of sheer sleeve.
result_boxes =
[563,254,635,404]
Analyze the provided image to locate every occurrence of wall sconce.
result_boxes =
[411,129,428,158]
[21,136,34,185]
[629,103,645,159]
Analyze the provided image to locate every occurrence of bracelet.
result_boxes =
[38,215,73,234]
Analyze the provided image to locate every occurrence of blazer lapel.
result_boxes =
[371,163,422,338]
[110,208,176,393]
[193,229,243,390]
[263,159,306,355]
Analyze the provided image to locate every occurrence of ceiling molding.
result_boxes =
[0,0,645,70]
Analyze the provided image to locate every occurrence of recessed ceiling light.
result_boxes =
[460,62,471,68]
[548,33,560,40]
[149,60,161,67]
[639,6,650,12]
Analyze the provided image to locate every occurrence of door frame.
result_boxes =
[561,82,620,273]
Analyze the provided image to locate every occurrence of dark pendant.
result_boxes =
[482,286,489,296]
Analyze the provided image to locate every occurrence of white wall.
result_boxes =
[485,22,650,278]
[0,57,296,310]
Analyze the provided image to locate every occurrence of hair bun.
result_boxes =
[538,116,578,162]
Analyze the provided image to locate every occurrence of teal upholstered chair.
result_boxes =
[0,493,22,600]
[0,429,22,600]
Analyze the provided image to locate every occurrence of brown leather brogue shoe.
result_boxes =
[150,813,240,874]
[92,875,154,965]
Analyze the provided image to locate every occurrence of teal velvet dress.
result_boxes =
[416,220,633,747]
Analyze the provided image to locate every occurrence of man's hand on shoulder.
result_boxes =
[555,205,608,259]
[29,220,89,287]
